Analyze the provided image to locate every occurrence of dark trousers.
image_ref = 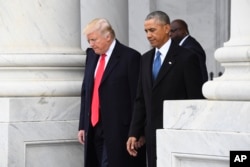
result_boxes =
[93,121,108,167]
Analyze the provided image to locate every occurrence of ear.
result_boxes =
[105,32,112,42]
[165,24,171,34]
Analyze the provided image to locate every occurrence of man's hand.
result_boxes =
[135,136,145,149]
[126,137,138,157]
[78,130,85,144]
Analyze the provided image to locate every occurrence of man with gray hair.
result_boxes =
[127,11,204,167]
[78,18,146,167]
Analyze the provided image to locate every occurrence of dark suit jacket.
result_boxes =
[79,40,146,167]
[181,35,208,82]
[129,41,204,167]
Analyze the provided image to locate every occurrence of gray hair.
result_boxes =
[145,11,170,25]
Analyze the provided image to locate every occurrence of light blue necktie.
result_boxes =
[152,51,161,80]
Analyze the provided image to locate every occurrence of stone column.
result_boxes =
[157,1,250,167]
[0,0,84,96]
[80,0,128,50]
[202,0,250,100]
[0,1,84,167]
[128,0,155,53]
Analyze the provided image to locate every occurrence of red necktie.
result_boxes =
[91,54,106,126]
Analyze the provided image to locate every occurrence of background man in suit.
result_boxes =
[78,18,146,167]
[126,11,204,167]
[170,19,208,82]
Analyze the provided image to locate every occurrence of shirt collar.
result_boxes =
[105,39,116,58]
[155,39,172,59]
[179,35,189,46]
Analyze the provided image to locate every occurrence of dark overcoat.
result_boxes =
[182,35,208,82]
[79,40,146,167]
[129,41,204,167]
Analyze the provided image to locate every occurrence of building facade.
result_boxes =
[2,0,247,167]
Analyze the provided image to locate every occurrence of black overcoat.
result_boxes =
[79,40,146,167]
[182,35,208,82]
[129,41,204,167]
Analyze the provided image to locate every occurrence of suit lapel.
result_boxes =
[142,49,155,89]
[153,42,178,88]
[86,48,100,79]
[101,40,120,83]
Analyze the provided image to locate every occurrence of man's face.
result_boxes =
[144,19,170,49]
[86,31,110,55]
[169,22,185,43]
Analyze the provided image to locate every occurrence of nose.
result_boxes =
[146,31,152,39]
[89,42,95,47]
